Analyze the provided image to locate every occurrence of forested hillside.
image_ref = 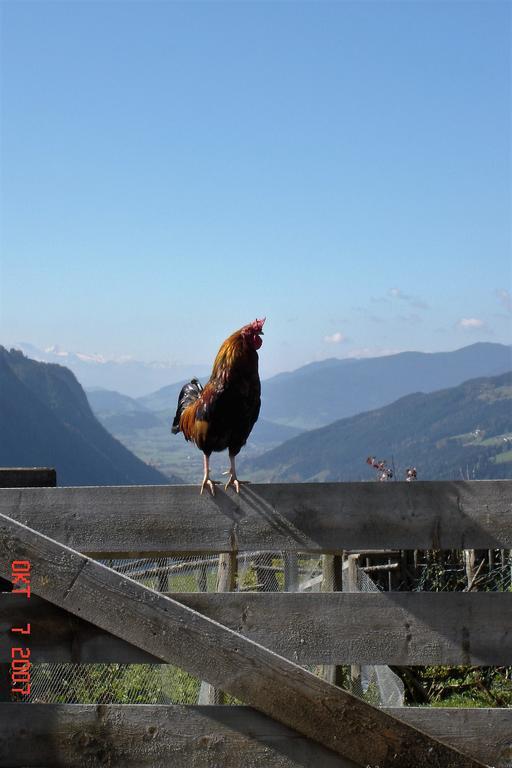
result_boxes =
[0,347,176,486]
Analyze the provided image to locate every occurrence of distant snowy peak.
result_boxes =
[8,342,209,398]
[75,352,109,363]
[43,345,125,365]
[13,343,109,365]
[12,343,188,369]
[44,344,70,358]
[42,346,111,364]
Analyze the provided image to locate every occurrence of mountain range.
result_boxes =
[259,342,512,429]
[12,343,511,423]
[241,372,512,482]
[3,341,511,486]
[129,342,511,430]
[84,342,511,483]
[0,347,174,486]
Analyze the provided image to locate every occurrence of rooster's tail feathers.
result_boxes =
[171,378,203,434]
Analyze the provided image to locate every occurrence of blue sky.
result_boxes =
[1,0,510,378]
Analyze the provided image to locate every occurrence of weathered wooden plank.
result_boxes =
[0,703,356,768]
[0,468,56,488]
[0,481,510,556]
[0,513,484,768]
[1,704,509,768]
[4,592,511,666]
[385,708,512,768]
[0,468,56,593]
[0,592,159,664]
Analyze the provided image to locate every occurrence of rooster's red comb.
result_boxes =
[242,317,266,335]
[252,317,266,332]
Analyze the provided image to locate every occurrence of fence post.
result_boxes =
[283,553,299,592]
[198,552,238,704]
[464,549,477,590]
[321,553,343,686]
[345,554,361,693]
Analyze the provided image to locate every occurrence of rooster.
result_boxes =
[172,318,265,495]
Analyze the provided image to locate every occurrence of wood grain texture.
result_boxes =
[386,707,512,768]
[3,592,510,665]
[0,592,159,663]
[0,513,484,768]
[1,704,509,768]
[0,468,56,488]
[0,481,510,556]
[0,703,356,768]
[176,592,512,666]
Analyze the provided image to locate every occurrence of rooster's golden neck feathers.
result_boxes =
[212,318,265,379]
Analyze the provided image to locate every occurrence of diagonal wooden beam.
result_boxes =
[0,512,485,768]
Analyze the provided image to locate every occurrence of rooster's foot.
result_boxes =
[222,472,249,494]
[200,477,220,496]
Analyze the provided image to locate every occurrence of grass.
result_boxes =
[495,449,512,464]
[419,666,512,708]
[27,663,200,705]
[479,433,512,447]
[101,417,270,483]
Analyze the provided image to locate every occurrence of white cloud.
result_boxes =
[496,289,512,313]
[387,287,429,310]
[44,344,69,357]
[457,317,485,329]
[324,332,346,344]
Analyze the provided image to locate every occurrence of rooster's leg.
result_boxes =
[200,453,219,496]
[224,453,249,494]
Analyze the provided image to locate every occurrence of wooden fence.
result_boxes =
[0,472,511,767]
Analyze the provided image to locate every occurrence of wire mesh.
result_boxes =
[22,550,511,707]
[23,553,321,705]
[412,549,512,593]
[342,562,405,707]
[27,663,198,705]
[21,552,393,706]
